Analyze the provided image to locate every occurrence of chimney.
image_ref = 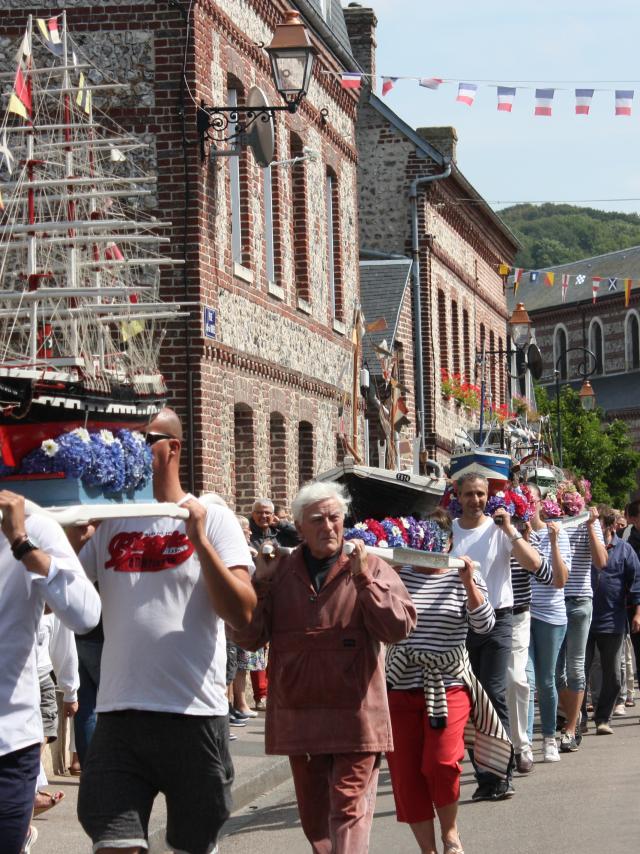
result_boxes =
[343,3,378,92]
[416,127,458,164]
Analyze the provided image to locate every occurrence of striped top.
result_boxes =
[565,521,604,598]
[388,567,494,690]
[530,527,572,625]
[511,552,553,609]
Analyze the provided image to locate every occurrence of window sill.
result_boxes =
[332,318,346,336]
[233,262,253,284]
[297,298,312,315]
[267,281,285,301]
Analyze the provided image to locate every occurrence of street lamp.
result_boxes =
[197,11,316,159]
[508,302,532,348]
[554,347,598,467]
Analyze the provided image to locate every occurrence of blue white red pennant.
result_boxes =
[615,90,633,115]
[497,86,516,112]
[36,17,63,57]
[381,77,397,96]
[456,83,478,106]
[535,89,555,116]
[575,89,594,115]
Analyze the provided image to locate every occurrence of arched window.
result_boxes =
[233,404,255,514]
[498,336,505,408]
[298,421,314,487]
[269,413,287,505]
[462,308,471,383]
[437,290,448,374]
[553,324,569,380]
[290,132,310,303]
[588,318,604,375]
[625,311,640,371]
[451,300,459,375]
[326,167,343,321]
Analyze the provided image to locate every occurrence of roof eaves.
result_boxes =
[450,164,521,251]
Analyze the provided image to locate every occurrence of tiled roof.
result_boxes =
[506,245,640,314]
[359,258,412,373]
[294,1,356,66]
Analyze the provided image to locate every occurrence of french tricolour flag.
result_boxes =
[497,86,516,112]
[575,89,594,115]
[341,72,362,90]
[456,82,477,106]
[381,77,397,97]
[535,88,555,116]
[419,77,444,90]
[615,89,634,116]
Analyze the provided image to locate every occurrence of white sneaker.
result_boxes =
[612,703,626,717]
[543,737,560,762]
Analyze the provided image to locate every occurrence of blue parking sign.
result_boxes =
[203,306,217,339]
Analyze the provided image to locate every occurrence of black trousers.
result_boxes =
[584,632,624,724]
[467,608,514,784]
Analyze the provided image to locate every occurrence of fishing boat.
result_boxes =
[0,13,187,469]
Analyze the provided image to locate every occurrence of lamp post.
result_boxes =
[554,347,598,468]
[197,11,316,159]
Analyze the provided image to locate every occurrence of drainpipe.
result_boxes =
[409,163,452,461]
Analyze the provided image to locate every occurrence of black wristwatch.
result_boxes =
[12,536,39,561]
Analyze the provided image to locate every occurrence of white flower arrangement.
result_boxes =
[41,439,59,457]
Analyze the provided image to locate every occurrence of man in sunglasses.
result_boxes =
[75,408,256,854]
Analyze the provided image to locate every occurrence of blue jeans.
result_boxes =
[0,742,40,854]
[555,597,592,693]
[527,619,567,739]
[74,638,102,765]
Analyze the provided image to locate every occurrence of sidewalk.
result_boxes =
[32,712,289,854]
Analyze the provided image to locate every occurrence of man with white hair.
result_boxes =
[249,497,300,549]
[229,482,416,854]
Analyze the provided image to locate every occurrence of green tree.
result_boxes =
[534,385,640,506]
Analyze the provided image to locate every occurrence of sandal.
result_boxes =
[34,790,65,815]
[443,838,464,854]
[625,698,636,707]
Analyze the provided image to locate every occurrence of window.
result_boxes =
[625,311,640,371]
[263,166,275,284]
[227,88,242,265]
[290,133,310,302]
[298,421,314,487]
[588,318,604,374]
[233,404,255,514]
[451,300,459,375]
[269,413,286,503]
[437,290,448,374]
[462,308,471,383]
[326,169,343,320]
[553,324,569,380]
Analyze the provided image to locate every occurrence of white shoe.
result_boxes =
[22,825,38,854]
[543,737,560,762]
[612,703,626,717]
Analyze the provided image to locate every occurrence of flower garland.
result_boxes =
[17,428,151,493]
[344,516,449,553]
[441,483,536,522]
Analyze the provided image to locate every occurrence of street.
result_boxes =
[220,711,639,854]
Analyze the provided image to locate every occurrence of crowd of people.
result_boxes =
[2,409,640,854]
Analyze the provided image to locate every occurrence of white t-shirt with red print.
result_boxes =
[80,501,252,716]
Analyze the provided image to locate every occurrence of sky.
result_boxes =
[347,0,640,215]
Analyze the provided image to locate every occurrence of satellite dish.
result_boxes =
[526,343,543,380]
[245,86,275,168]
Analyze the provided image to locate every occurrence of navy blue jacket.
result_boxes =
[591,536,640,633]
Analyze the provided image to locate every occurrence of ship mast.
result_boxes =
[23,16,38,365]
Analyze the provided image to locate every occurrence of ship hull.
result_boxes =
[449,450,512,492]
[315,460,446,522]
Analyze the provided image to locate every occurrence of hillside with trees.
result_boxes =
[498,204,640,269]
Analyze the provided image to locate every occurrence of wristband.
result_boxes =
[11,533,29,551]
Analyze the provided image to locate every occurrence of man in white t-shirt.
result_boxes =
[450,473,541,802]
[76,408,256,854]
[0,491,101,854]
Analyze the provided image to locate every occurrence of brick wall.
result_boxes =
[0,1,362,509]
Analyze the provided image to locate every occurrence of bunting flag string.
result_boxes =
[8,28,32,120]
[329,70,638,116]
[36,16,63,57]
[498,264,638,305]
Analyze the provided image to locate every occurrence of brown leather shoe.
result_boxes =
[515,752,534,774]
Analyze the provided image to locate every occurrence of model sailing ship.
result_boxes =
[0,13,186,473]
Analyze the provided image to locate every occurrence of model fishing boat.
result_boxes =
[0,13,187,471]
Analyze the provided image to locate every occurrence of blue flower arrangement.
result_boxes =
[18,427,151,494]
[344,516,449,553]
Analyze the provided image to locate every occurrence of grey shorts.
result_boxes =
[77,710,233,854]
[39,674,58,741]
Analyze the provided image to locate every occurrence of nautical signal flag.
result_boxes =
[575,89,594,115]
[543,272,555,287]
[513,268,523,294]
[8,29,31,120]
[624,278,633,307]
[104,242,125,261]
[615,90,633,115]
[76,72,92,114]
[592,276,601,304]
[535,89,555,116]
[36,17,63,57]
[381,77,397,96]
[497,86,516,112]
[456,83,478,106]
[419,77,444,90]
[561,274,570,302]
[341,72,362,90]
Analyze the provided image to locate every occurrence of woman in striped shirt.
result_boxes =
[385,515,496,854]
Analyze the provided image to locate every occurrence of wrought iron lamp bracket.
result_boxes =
[197,101,298,160]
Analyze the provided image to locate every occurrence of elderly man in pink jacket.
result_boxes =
[230,482,416,853]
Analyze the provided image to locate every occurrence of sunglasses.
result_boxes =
[144,432,176,446]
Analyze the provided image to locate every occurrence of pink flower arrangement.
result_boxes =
[541,498,563,518]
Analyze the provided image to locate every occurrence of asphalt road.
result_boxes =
[220,709,640,854]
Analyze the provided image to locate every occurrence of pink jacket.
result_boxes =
[229,546,416,755]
